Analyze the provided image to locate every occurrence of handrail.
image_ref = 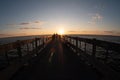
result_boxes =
[64,35,120,80]
[65,36,120,53]
[0,36,52,80]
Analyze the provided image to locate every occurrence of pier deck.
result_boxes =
[11,37,98,80]
[0,35,120,80]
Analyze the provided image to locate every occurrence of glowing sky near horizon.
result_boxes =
[0,0,120,37]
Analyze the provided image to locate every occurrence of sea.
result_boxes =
[0,35,48,45]
[0,35,120,45]
[69,35,120,44]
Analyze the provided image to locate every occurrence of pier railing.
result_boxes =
[63,36,120,80]
[0,36,52,80]
[0,36,52,65]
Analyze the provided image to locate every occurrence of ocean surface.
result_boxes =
[70,35,120,44]
[0,35,120,45]
[0,35,48,45]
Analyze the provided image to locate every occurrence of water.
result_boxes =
[0,35,49,45]
[70,35,120,44]
[0,35,120,45]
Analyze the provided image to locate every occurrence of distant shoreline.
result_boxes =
[0,34,120,39]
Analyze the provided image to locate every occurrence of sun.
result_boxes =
[58,29,64,35]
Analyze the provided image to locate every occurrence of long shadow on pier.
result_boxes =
[11,36,99,80]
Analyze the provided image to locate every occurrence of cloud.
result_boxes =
[68,30,120,36]
[34,21,39,23]
[19,27,41,29]
[0,33,14,38]
[88,13,103,25]
[0,34,11,36]
[34,21,43,23]
[6,20,45,26]
[6,24,16,26]
[0,33,27,38]
[92,13,103,21]
[19,22,30,25]
[104,31,114,34]
[19,21,45,25]
[68,31,80,33]
[104,31,120,35]
[34,21,45,25]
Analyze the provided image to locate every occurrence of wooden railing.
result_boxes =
[0,36,52,80]
[63,36,120,80]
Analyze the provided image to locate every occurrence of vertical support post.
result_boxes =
[92,38,96,58]
[35,38,38,56]
[64,36,66,42]
[70,38,72,44]
[79,41,81,49]
[104,49,109,63]
[43,38,45,48]
[39,38,41,46]
[32,41,34,51]
[31,40,35,56]
[84,42,86,53]
[67,37,68,42]
[4,47,10,65]
[16,40,22,62]
[76,37,78,54]
[30,42,32,51]
[26,43,29,54]
[46,37,48,42]
[69,38,71,47]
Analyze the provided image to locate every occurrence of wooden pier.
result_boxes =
[0,35,120,80]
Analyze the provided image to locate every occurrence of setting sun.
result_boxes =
[58,29,64,35]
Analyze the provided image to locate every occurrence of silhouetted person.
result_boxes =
[52,34,56,40]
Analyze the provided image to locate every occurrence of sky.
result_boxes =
[0,0,120,37]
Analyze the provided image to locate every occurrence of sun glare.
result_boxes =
[58,29,64,35]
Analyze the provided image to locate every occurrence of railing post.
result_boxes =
[35,38,38,56]
[4,47,10,65]
[16,40,22,62]
[43,38,45,48]
[104,49,109,63]
[92,38,96,57]
[26,43,29,54]
[69,37,71,43]
[30,42,32,51]
[79,41,81,49]
[64,36,66,42]
[32,41,34,50]
[39,38,41,46]
[84,42,87,53]
[76,37,78,54]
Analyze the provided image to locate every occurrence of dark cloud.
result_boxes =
[6,20,45,26]
[104,31,114,33]
[19,27,41,29]
[0,34,11,36]
[34,21,45,25]
[0,33,28,38]
[19,22,30,25]
[6,24,16,26]
[104,31,120,35]
[0,34,12,38]
[68,31,79,32]
[34,21,40,23]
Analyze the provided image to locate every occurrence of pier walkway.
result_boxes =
[11,36,98,80]
[0,35,120,80]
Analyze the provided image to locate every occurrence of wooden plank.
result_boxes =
[0,63,23,80]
